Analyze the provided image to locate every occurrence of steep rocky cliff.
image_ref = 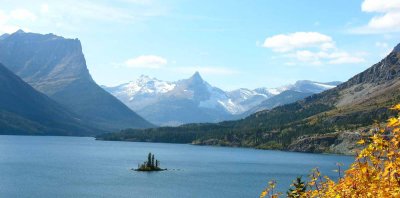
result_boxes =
[0,31,153,131]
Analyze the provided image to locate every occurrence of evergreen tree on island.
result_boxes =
[135,152,166,171]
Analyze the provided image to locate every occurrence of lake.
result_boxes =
[0,135,353,198]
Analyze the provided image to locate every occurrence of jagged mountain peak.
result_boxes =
[15,29,25,34]
[138,74,152,79]
[192,71,201,77]
[9,30,73,42]
[188,71,204,82]
[105,72,339,125]
[125,75,176,96]
[136,74,159,83]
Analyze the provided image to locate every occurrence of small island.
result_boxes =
[134,152,166,171]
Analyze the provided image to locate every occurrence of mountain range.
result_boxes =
[104,72,339,126]
[0,30,153,134]
[97,43,400,154]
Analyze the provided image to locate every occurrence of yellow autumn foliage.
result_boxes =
[260,104,400,198]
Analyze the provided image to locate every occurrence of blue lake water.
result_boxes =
[0,135,353,198]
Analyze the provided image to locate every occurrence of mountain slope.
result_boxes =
[97,43,400,152]
[288,80,340,93]
[105,72,338,125]
[244,90,314,116]
[145,72,232,125]
[104,72,235,125]
[0,30,153,130]
[241,81,341,116]
[104,73,270,121]
[225,88,273,114]
[0,63,97,135]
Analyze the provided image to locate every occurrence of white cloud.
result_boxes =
[353,0,400,33]
[40,0,167,24]
[40,4,49,13]
[124,55,167,69]
[0,8,35,34]
[263,32,334,52]
[10,9,37,21]
[362,0,400,13]
[0,0,169,35]
[264,32,365,65]
[367,12,400,30]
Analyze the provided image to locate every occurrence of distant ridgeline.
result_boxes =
[97,43,400,154]
[135,153,165,172]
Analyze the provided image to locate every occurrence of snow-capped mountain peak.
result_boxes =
[133,75,175,95]
[109,75,176,101]
[288,80,340,93]
[103,74,340,126]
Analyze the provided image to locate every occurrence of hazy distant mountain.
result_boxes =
[243,80,342,115]
[225,88,272,114]
[0,63,96,135]
[104,75,177,111]
[104,72,338,125]
[244,90,314,116]
[287,80,341,93]
[105,72,234,125]
[0,30,153,131]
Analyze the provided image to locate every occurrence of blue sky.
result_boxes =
[1,0,400,90]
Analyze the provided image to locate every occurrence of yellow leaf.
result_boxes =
[390,104,400,110]
[260,190,267,198]
[357,139,365,145]
[388,118,398,127]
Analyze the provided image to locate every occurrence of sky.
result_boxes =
[1,0,400,90]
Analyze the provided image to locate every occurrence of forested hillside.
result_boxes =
[97,43,400,152]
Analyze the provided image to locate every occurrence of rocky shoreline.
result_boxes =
[287,131,365,155]
[192,130,367,155]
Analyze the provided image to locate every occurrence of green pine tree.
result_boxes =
[151,154,155,167]
[147,153,152,167]
[287,176,306,198]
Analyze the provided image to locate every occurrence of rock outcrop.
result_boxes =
[288,131,365,155]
